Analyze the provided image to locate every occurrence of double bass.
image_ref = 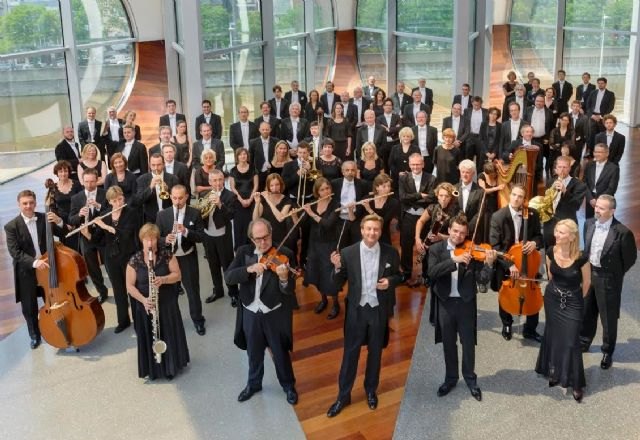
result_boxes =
[498,202,543,317]
[37,179,105,348]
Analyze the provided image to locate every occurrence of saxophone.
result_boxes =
[148,248,167,364]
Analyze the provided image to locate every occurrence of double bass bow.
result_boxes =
[498,200,543,317]
[37,179,105,349]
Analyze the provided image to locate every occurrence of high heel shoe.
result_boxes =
[572,388,583,403]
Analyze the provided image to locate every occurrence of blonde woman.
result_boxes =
[78,143,107,186]
[535,219,590,403]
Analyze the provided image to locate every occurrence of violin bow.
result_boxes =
[469,187,486,246]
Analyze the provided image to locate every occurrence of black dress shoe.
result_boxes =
[230,297,238,308]
[469,386,482,401]
[501,325,512,341]
[326,397,351,417]
[314,298,328,314]
[327,302,340,320]
[522,331,542,343]
[114,322,131,334]
[600,353,613,370]
[195,323,206,336]
[580,344,590,353]
[286,388,298,405]
[205,293,223,304]
[437,382,456,397]
[367,392,378,410]
[237,385,262,402]
[573,388,584,403]
[548,380,559,388]
[30,337,41,349]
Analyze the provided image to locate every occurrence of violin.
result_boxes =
[453,241,513,262]
[259,247,300,276]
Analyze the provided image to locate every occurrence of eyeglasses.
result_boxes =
[252,234,271,243]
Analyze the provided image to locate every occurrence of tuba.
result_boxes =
[147,248,167,364]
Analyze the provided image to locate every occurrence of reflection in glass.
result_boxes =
[77,44,135,115]
[397,36,452,127]
[0,2,63,54]
[314,31,336,91]
[563,30,629,117]
[0,52,71,152]
[275,38,306,90]
[200,0,262,51]
[565,0,632,32]
[175,0,184,45]
[356,31,387,92]
[203,47,265,131]
[397,0,453,38]
[314,0,334,30]
[511,0,558,26]
[356,0,387,29]
[274,0,304,37]
[510,25,556,82]
[72,0,132,44]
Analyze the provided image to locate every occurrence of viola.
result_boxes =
[259,248,300,277]
[453,241,513,263]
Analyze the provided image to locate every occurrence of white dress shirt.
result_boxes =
[594,161,606,187]
[406,173,425,215]
[205,191,225,237]
[241,122,250,148]
[460,182,472,212]
[460,95,469,110]
[359,241,380,307]
[367,125,375,142]
[589,217,612,267]
[470,109,483,134]
[21,214,42,261]
[261,138,271,172]
[290,118,299,147]
[451,116,460,136]
[169,114,177,136]
[530,107,546,137]
[339,179,356,220]
[417,125,428,156]
[244,249,282,313]
[509,205,522,243]
[510,119,521,141]
[109,118,120,142]
[446,240,461,297]
[594,89,605,113]
[172,206,192,257]
[87,120,95,142]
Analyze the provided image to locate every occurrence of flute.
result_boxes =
[333,192,394,212]
[66,204,127,237]
[281,194,332,219]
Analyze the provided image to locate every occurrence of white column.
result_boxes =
[163,0,181,108]
[452,0,471,95]
[59,0,82,130]
[304,0,315,90]
[262,0,276,95]
[178,0,205,125]
[386,0,397,94]
[473,0,493,103]
[626,0,640,126]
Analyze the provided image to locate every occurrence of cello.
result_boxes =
[498,201,543,317]
[37,179,105,348]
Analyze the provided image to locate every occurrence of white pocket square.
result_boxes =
[385,263,391,269]
[189,221,194,226]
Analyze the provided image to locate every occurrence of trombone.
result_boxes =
[296,157,322,207]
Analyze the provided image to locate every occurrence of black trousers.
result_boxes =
[498,305,539,333]
[81,243,108,297]
[203,233,238,298]
[400,213,421,275]
[438,297,477,387]
[243,306,295,391]
[423,155,435,174]
[464,133,484,172]
[580,268,622,355]
[104,252,131,326]
[587,117,605,154]
[20,284,40,339]
[176,250,204,326]
[338,304,385,399]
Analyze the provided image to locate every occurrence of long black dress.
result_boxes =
[318,156,342,181]
[230,165,256,250]
[325,119,351,161]
[535,248,588,389]
[358,158,384,193]
[303,198,340,296]
[104,171,138,205]
[433,145,462,184]
[260,195,295,250]
[370,196,400,245]
[54,180,82,250]
[129,248,190,380]
[477,172,498,243]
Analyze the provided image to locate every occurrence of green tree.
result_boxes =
[1,4,62,52]
[200,4,231,50]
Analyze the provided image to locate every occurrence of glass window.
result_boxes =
[274,0,304,37]
[356,31,387,92]
[0,52,71,152]
[397,0,453,38]
[314,0,334,30]
[356,0,387,29]
[275,38,306,90]
[203,47,265,132]
[511,0,558,26]
[510,25,556,82]
[174,0,184,46]
[314,31,336,91]
[200,0,262,51]
[71,0,132,45]
[76,43,135,115]
[0,3,63,54]
[566,0,632,32]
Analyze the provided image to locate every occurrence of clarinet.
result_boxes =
[148,248,167,363]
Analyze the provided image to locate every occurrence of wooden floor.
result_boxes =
[1,29,639,440]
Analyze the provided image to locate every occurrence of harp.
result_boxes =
[494,147,539,207]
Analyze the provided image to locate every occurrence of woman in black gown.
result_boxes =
[357,141,385,193]
[252,173,294,249]
[302,177,342,319]
[229,147,258,250]
[369,89,386,117]
[549,113,574,178]
[388,127,420,193]
[362,173,399,246]
[535,219,591,402]
[270,140,292,176]
[317,138,342,181]
[126,223,189,380]
[92,186,139,333]
[172,120,191,165]
[53,160,82,249]
[305,89,325,123]
[480,107,502,163]
[78,143,107,186]
[433,128,462,184]
[104,153,138,204]
[477,162,504,243]
[324,102,352,160]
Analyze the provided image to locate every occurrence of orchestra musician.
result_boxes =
[489,184,543,342]
[201,169,240,307]
[126,223,189,380]
[327,214,402,417]
[332,161,368,249]
[428,214,496,402]
[252,173,296,254]
[224,218,298,405]
[5,190,64,348]
[69,168,109,303]
[157,185,206,335]
[135,153,179,223]
[89,186,139,333]
[362,173,399,246]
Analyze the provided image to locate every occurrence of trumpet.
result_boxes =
[154,170,170,200]
[195,189,220,219]
[148,248,167,364]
